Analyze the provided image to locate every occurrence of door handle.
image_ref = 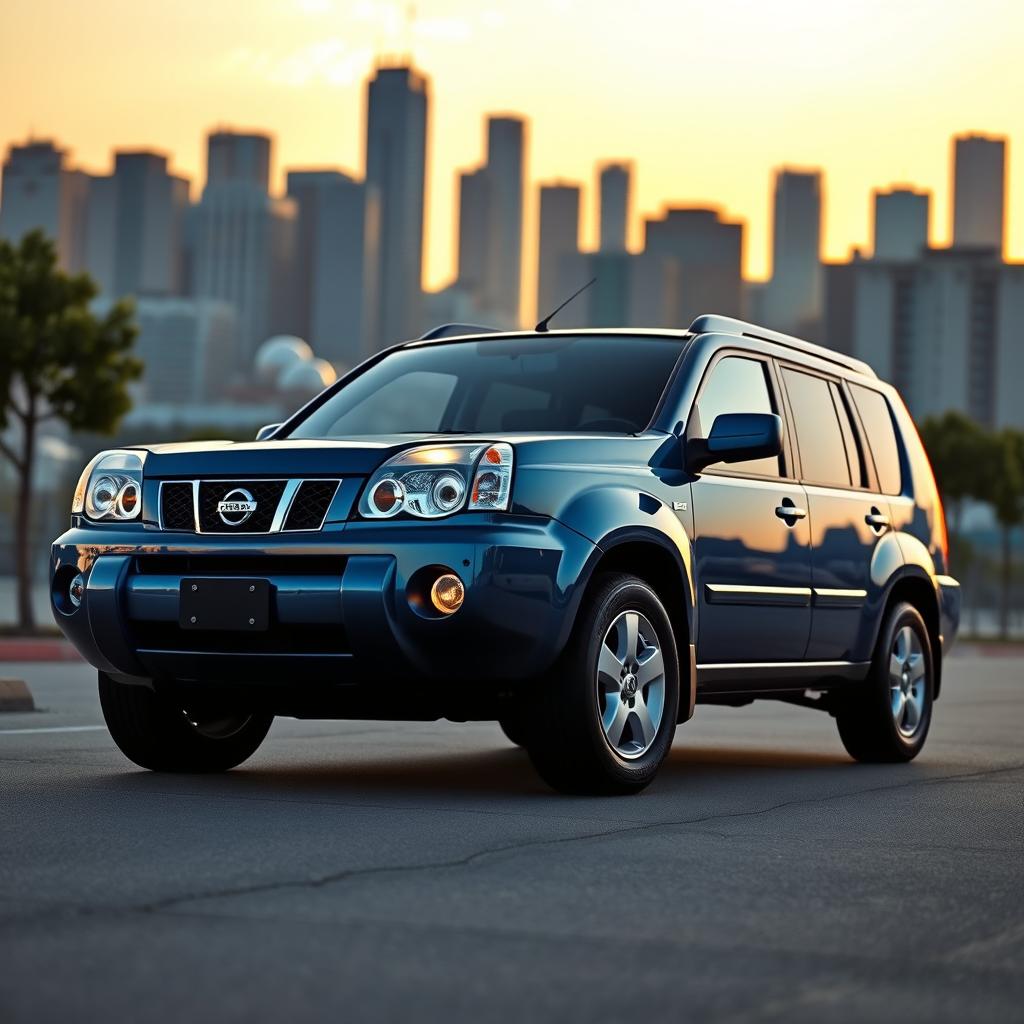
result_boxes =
[865,509,890,531]
[775,503,807,522]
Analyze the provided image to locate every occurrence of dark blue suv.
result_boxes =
[51,315,960,794]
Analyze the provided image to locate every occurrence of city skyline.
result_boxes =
[3,0,1022,303]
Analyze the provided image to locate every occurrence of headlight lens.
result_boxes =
[72,450,146,522]
[360,443,513,519]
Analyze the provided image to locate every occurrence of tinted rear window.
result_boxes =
[287,335,686,437]
[850,384,903,495]
[782,368,853,488]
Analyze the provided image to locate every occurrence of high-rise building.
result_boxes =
[193,130,296,362]
[952,133,1006,254]
[456,167,489,293]
[364,63,429,348]
[643,207,744,325]
[764,168,823,336]
[873,186,929,262]
[482,116,525,324]
[206,131,271,192]
[598,161,631,253]
[823,248,1024,429]
[0,139,90,271]
[536,182,581,323]
[286,169,379,369]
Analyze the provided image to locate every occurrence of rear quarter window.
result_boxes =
[850,384,903,495]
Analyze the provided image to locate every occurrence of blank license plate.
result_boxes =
[179,578,270,631]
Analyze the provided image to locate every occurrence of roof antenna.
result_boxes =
[535,277,597,333]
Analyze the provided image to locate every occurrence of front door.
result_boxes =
[688,353,813,664]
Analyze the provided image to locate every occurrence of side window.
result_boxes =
[693,356,782,477]
[850,384,903,495]
[830,381,867,488]
[782,368,853,488]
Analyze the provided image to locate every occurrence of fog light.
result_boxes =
[430,573,464,615]
[68,574,85,608]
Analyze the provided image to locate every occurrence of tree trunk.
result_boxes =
[15,412,36,633]
[999,525,1011,641]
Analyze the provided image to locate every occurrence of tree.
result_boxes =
[919,411,989,543]
[985,430,1024,640]
[0,231,141,631]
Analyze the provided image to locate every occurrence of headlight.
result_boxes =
[72,450,146,522]
[360,443,513,519]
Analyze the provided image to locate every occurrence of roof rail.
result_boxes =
[687,314,875,378]
[418,323,502,341]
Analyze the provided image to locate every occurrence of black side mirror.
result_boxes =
[686,412,782,474]
[255,423,282,441]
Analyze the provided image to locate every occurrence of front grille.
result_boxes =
[284,480,340,531]
[198,480,287,533]
[160,482,195,531]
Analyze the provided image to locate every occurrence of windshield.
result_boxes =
[285,334,686,438]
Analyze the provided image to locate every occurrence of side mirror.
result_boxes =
[255,423,282,442]
[686,412,782,474]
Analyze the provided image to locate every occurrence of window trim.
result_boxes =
[685,348,796,483]
[775,361,878,495]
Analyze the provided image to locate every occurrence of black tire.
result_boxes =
[98,672,273,772]
[836,601,934,763]
[526,573,680,795]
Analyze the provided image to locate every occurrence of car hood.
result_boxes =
[135,432,671,479]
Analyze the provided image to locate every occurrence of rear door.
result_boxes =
[688,353,813,664]
[778,365,892,662]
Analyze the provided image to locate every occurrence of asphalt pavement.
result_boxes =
[1,655,1022,1023]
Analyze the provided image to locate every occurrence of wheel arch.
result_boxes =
[877,569,943,699]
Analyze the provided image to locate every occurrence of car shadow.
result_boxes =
[87,738,858,803]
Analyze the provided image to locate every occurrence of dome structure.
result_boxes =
[279,357,336,395]
[255,336,313,384]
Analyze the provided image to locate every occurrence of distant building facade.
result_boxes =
[286,170,378,369]
[873,187,929,262]
[536,182,581,323]
[643,206,744,326]
[364,64,429,348]
[952,133,1006,255]
[192,131,296,362]
[764,168,823,336]
[0,139,90,270]
[597,161,631,253]
[824,247,1024,429]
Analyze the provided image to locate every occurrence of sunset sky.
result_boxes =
[2,0,1021,299]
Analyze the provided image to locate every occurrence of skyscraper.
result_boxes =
[873,186,929,262]
[536,182,581,323]
[193,130,296,361]
[643,207,744,326]
[457,167,489,293]
[110,151,189,297]
[764,168,823,336]
[0,139,90,271]
[286,169,379,369]
[952,133,1006,254]
[598,161,631,253]
[364,63,429,348]
[482,116,525,324]
[206,131,271,192]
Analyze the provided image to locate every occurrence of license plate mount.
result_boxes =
[179,578,270,631]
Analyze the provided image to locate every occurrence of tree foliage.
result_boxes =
[0,230,141,630]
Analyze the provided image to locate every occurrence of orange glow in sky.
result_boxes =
[2,0,1021,301]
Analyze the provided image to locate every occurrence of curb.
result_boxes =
[0,678,36,712]
[0,639,83,663]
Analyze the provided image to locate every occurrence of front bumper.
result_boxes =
[50,514,596,694]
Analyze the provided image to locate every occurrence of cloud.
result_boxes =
[222,39,372,88]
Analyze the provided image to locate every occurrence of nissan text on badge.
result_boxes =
[51,315,960,794]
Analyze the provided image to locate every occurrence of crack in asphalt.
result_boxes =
[137,759,1024,915]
